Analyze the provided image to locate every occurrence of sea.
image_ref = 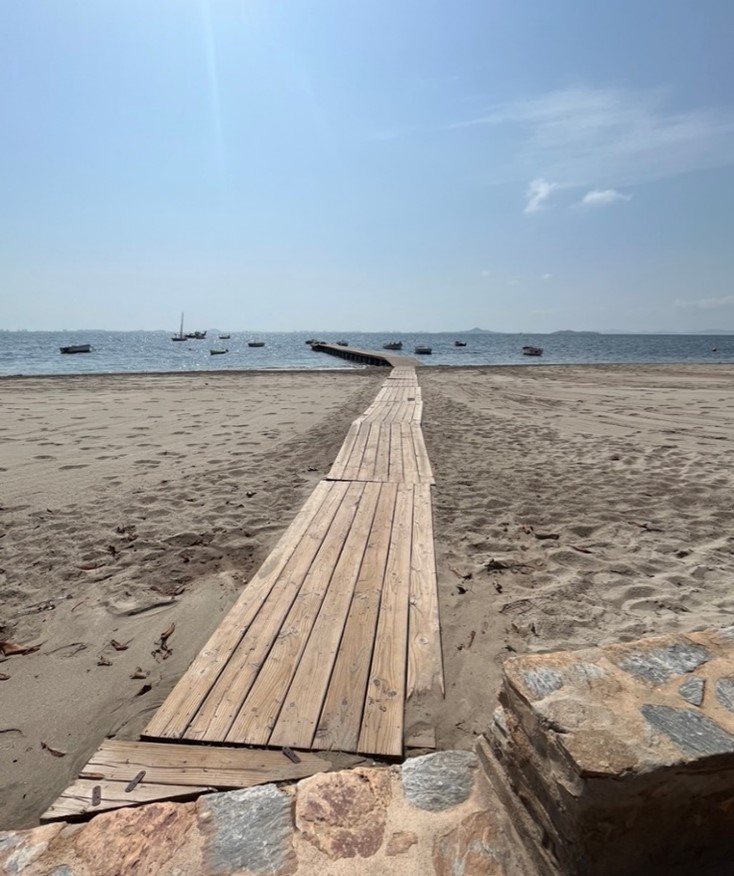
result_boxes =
[1,330,733,377]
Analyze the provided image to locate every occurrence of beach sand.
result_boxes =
[2,364,734,828]
[414,363,734,748]
[0,369,382,829]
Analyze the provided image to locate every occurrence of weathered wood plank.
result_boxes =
[373,424,391,482]
[328,423,361,480]
[270,482,382,748]
[341,422,371,480]
[407,484,445,698]
[42,779,211,821]
[181,481,351,741]
[314,483,397,751]
[225,482,366,744]
[80,739,331,788]
[358,485,414,757]
[358,423,379,482]
[388,423,404,482]
[143,480,337,740]
[411,425,434,484]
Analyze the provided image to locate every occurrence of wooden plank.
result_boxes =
[357,422,379,481]
[340,422,371,480]
[269,481,382,748]
[314,483,398,751]
[388,423,404,482]
[407,484,444,698]
[328,422,361,480]
[144,480,338,739]
[42,779,211,821]
[411,425,434,484]
[182,481,351,741]
[79,739,331,788]
[372,424,390,482]
[400,422,419,483]
[225,482,366,744]
[358,485,414,757]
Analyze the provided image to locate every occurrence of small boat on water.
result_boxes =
[219,334,231,340]
[186,330,207,340]
[414,345,432,355]
[383,341,403,350]
[454,340,467,347]
[210,348,228,356]
[59,344,92,354]
[522,345,543,357]
[248,340,265,347]
[336,340,349,346]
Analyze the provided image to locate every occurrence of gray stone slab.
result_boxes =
[716,677,734,713]
[199,784,294,875]
[616,642,711,685]
[521,667,564,698]
[641,704,734,757]
[678,676,705,706]
[402,751,477,812]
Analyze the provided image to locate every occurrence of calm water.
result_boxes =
[0,330,732,377]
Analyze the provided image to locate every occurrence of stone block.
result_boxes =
[482,628,734,876]
[294,768,390,859]
[401,751,477,812]
[199,784,295,876]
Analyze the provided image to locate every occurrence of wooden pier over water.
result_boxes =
[310,342,419,368]
[43,365,443,820]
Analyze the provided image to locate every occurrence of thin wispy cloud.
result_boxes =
[578,188,632,207]
[542,273,552,281]
[674,295,734,310]
[449,86,734,187]
[524,178,558,213]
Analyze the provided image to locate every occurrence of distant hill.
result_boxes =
[462,327,503,334]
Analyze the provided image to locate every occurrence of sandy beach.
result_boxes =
[2,363,734,829]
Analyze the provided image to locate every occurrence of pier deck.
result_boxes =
[310,342,419,368]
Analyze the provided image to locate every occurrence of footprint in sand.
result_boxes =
[34,455,56,460]
[59,464,88,470]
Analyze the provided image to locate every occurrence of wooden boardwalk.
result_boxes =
[44,366,442,819]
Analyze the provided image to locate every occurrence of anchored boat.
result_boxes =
[59,344,92,354]
[522,345,543,357]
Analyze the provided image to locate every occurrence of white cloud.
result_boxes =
[674,295,734,310]
[578,188,632,207]
[480,269,491,277]
[542,273,552,281]
[449,86,734,187]
[524,178,558,214]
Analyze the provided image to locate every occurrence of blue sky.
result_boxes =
[2,1,733,332]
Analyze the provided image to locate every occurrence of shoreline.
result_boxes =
[2,363,734,828]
